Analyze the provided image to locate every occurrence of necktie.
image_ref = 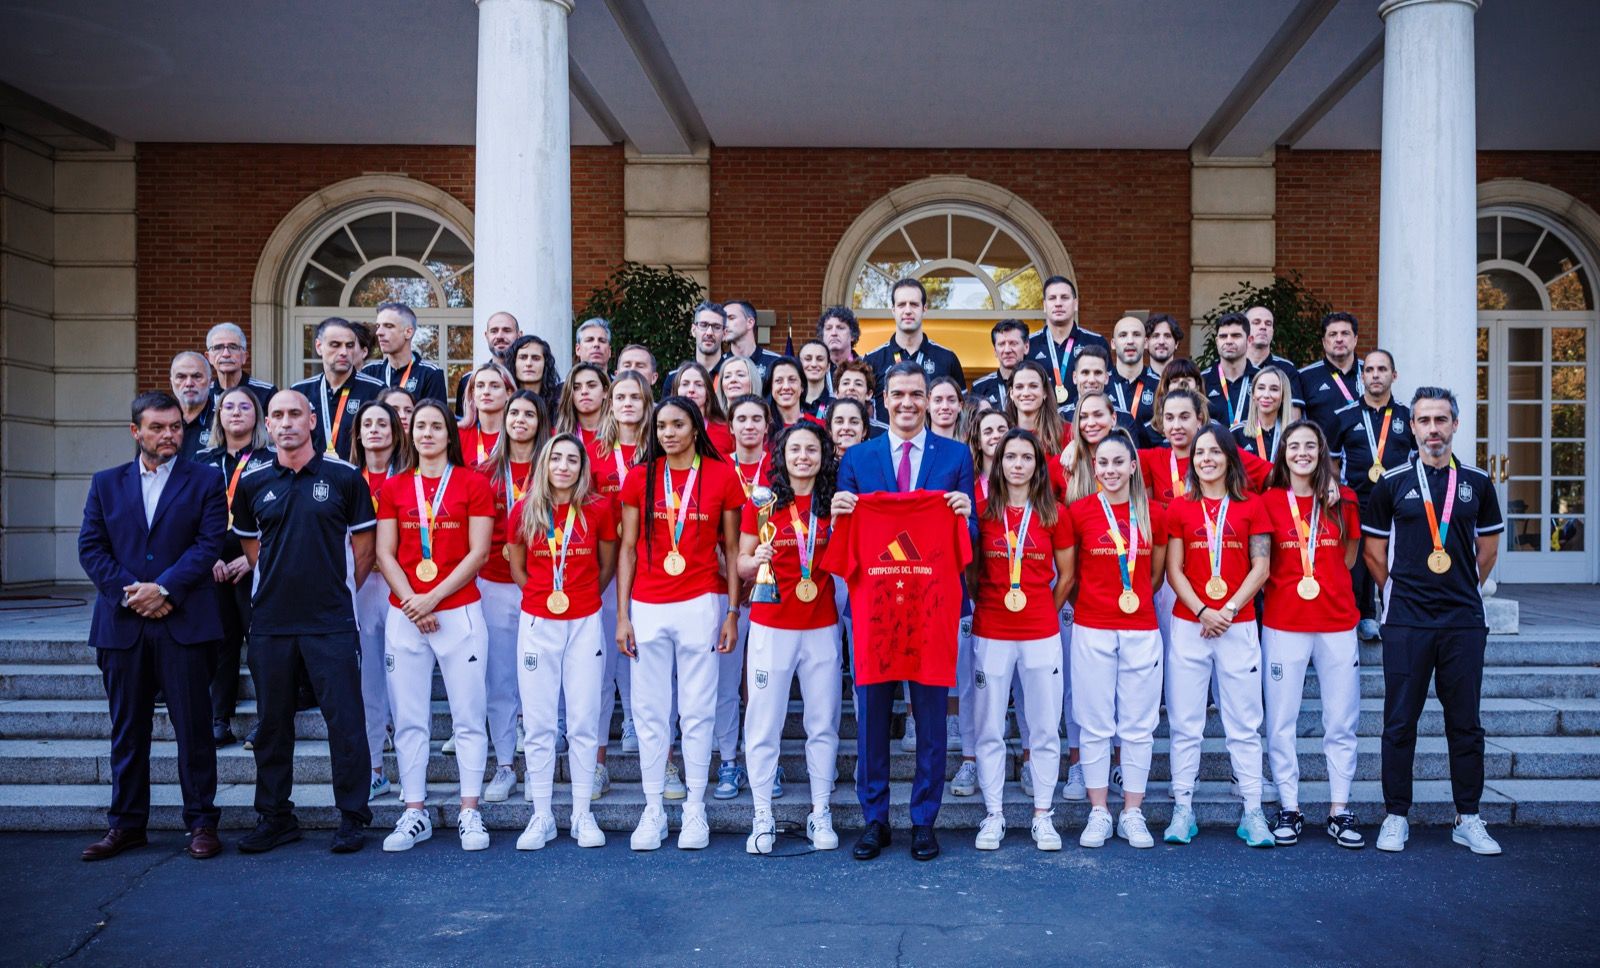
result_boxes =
[896,439,913,492]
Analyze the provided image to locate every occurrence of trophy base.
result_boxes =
[751,584,782,604]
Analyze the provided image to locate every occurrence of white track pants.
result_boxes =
[955,616,976,757]
[478,579,521,767]
[632,594,720,805]
[598,583,632,747]
[717,602,751,763]
[1166,617,1265,808]
[1071,625,1162,793]
[1262,626,1360,810]
[518,610,605,812]
[355,575,390,770]
[385,602,487,802]
[1012,612,1079,750]
[976,636,1063,813]
[744,622,841,813]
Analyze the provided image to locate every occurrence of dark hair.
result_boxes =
[1266,419,1348,540]
[929,375,964,399]
[727,300,758,323]
[554,362,611,436]
[131,390,181,426]
[727,392,770,426]
[350,400,414,474]
[1182,422,1249,501]
[766,356,808,430]
[1214,311,1249,337]
[375,302,418,330]
[1145,312,1184,343]
[1043,275,1077,298]
[815,306,860,343]
[981,428,1059,527]
[693,300,728,325]
[834,359,877,396]
[667,361,725,425]
[1151,357,1205,437]
[314,316,357,341]
[635,396,725,562]
[889,277,927,307]
[1411,385,1459,420]
[824,395,870,433]
[769,422,837,515]
[798,339,830,363]
[486,389,550,491]
[1364,347,1396,369]
[990,318,1030,344]
[968,407,1013,472]
[1320,311,1359,336]
[883,359,929,389]
[410,398,466,467]
[346,319,374,355]
[505,333,564,408]
[1072,343,1111,374]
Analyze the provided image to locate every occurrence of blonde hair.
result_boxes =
[459,361,515,429]
[597,369,655,454]
[1065,391,1115,504]
[715,355,764,414]
[518,433,596,547]
[1243,365,1296,435]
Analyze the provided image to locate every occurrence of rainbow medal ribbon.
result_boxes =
[1201,495,1230,600]
[1417,456,1458,574]
[544,504,576,614]
[412,464,452,583]
[1098,490,1141,614]
[1003,501,1033,612]
[662,455,700,576]
[790,503,819,602]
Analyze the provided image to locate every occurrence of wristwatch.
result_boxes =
[156,584,171,598]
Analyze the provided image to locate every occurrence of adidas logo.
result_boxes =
[262,491,278,503]
[878,530,923,562]
[1318,382,1330,392]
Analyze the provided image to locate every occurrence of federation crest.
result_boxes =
[754,670,769,689]
[406,378,418,392]
[384,653,395,672]
[345,398,360,414]
[523,651,538,671]
[975,670,987,688]
[312,481,330,502]
[1392,417,1404,433]
[1457,481,1474,503]
[1270,662,1283,681]
[1141,389,1155,406]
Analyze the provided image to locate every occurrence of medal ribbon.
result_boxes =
[390,356,414,391]
[731,452,765,498]
[506,461,531,509]
[1254,424,1279,462]
[1046,332,1076,393]
[1169,450,1185,498]
[1202,496,1230,587]
[224,450,252,528]
[413,465,453,569]
[1332,362,1361,404]
[1286,490,1321,580]
[544,504,576,592]
[1362,406,1392,473]
[1097,491,1139,594]
[788,503,817,581]
[1004,502,1034,596]
[612,445,629,486]
[663,455,701,557]
[1416,456,1457,556]
[321,379,350,457]
[1217,365,1251,424]
[362,468,383,513]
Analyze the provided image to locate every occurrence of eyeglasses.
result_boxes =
[692,321,724,332]
[208,343,244,354]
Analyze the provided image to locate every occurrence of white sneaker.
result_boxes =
[630,806,669,851]
[484,765,517,803]
[950,760,978,797]
[1031,812,1063,851]
[621,719,639,753]
[678,803,710,850]
[1118,808,1154,848]
[457,807,489,851]
[1062,763,1087,801]
[1164,803,1198,844]
[1376,814,1410,853]
[1229,775,1280,803]
[516,812,557,851]
[514,719,525,755]
[663,760,687,800]
[1237,807,1275,848]
[900,715,918,752]
[975,812,1006,850]
[1079,807,1114,848]
[807,809,839,850]
[1020,761,1035,798]
[746,810,776,855]
[945,714,961,751]
[382,807,432,852]
[441,733,456,754]
[1452,815,1503,856]
[1108,764,1124,796]
[571,811,606,848]
[591,763,611,801]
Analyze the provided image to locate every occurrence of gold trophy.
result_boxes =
[750,486,782,604]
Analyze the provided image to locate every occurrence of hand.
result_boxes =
[144,601,173,620]
[123,582,166,615]
[830,491,858,516]
[225,556,252,583]
[400,590,439,622]
[1198,606,1231,637]
[753,543,774,567]
[212,559,230,583]
[616,616,638,659]
[944,490,972,518]
[716,613,739,654]
[414,613,440,634]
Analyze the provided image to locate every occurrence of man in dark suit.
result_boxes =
[833,361,975,862]
[77,391,229,861]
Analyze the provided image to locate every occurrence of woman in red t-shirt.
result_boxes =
[350,399,412,799]
[669,362,734,454]
[735,421,842,853]
[968,429,1073,852]
[474,389,549,804]
[375,400,496,852]
[1062,428,1167,849]
[505,433,618,849]
[1163,424,1274,848]
[1005,361,1066,459]
[616,397,745,851]
[1261,420,1365,850]
[553,363,610,448]
[458,362,513,466]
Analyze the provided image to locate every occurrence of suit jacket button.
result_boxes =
[146,554,154,561]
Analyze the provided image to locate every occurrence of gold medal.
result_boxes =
[663,550,686,575]
[1118,589,1139,614]
[1004,588,1027,612]
[414,558,438,582]
[1055,384,1068,405]
[1204,576,1228,599]
[1297,576,1320,600]
[546,590,570,615]
[795,578,818,603]
[1368,464,1383,484]
[1427,549,1451,574]
[502,545,512,561]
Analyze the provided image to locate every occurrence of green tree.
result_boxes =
[1196,271,1332,370]
[575,263,705,387]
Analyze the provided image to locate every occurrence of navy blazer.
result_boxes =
[77,457,228,650]
[837,430,977,541]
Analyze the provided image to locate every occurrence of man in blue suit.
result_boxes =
[832,359,975,861]
[77,391,229,861]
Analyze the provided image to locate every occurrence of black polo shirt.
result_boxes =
[363,351,448,404]
[179,402,214,462]
[1136,419,1167,450]
[863,334,966,420]
[210,374,278,412]
[969,371,1009,410]
[196,444,273,561]
[1332,399,1416,504]
[231,452,375,635]
[1107,366,1159,424]
[1248,352,1306,408]
[290,372,384,461]
[1231,423,1283,462]
[1203,361,1258,425]
[1027,324,1108,405]
[1362,457,1503,629]
[1299,358,1363,441]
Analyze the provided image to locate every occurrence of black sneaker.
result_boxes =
[237,815,302,854]
[1327,813,1365,850]
[213,719,237,748]
[331,815,366,854]
[242,724,259,751]
[1271,809,1303,846]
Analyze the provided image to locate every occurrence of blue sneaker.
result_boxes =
[368,771,391,802]
[772,766,785,799]
[1237,808,1276,848]
[714,762,747,800]
[1163,803,1198,844]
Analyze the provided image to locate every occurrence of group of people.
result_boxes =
[77,274,1506,864]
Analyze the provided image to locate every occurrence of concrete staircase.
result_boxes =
[4,614,1600,833]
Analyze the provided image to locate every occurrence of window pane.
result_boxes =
[1508,328,1542,362]
[349,213,391,262]
[1476,403,1488,433]
[1552,328,1587,363]
[1507,440,1543,478]
[1508,403,1542,436]
[1507,478,1542,515]
[1500,217,1542,264]
[1552,403,1585,438]
[1477,217,1497,262]
[309,229,362,282]
[447,323,475,360]
[921,268,991,310]
[296,266,343,307]
[1507,365,1542,400]
[1476,327,1489,362]
[999,266,1043,310]
[444,268,473,309]
[1478,270,1542,311]
[1476,440,1489,468]
[426,229,472,278]
[1553,441,1584,476]
[852,268,891,309]
[901,215,946,263]
[1476,364,1488,402]
[951,215,995,263]
[1552,365,1586,401]
[350,266,437,309]
[1553,516,1585,552]
[414,324,440,363]
[1554,480,1584,515]
[396,213,439,261]
[1549,268,1594,311]
[1508,517,1541,551]
[1528,235,1578,284]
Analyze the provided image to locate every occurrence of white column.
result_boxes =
[1377,0,1480,448]
[474,0,573,365]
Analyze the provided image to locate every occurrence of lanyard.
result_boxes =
[1416,457,1458,553]
[1217,365,1250,424]
[1286,490,1322,579]
[544,504,576,591]
[731,452,765,498]
[320,378,350,457]
[1169,450,1186,499]
[413,466,453,565]
[1115,377,1145,421]
[475,429,494,465]
[1254,423,1279,461]
[612,445,630,485]
[1201,495,1230,582]
[788,503,818,581]
[389,356,414,390]
[1046,331,1076,389]
[1004,502,1034,593]
[224,450,252,528]
[1362,406,1393,467]
[1332,361,1361,404]
[1097,491,1139,591]
[663,456,701,554]
[362,467,384,513]
[506,461,532,509]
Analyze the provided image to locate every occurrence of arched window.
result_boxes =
[291,203,476,388]
[850,206,1046,316]
[1478,211,1594,312]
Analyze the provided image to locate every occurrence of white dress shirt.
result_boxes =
[887,426,927,491]
[139,457,175,528]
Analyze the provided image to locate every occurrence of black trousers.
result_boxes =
[1380,624,1487,816]
[211,578,251,721]
[97,627,220,831]
[249,632,372,825]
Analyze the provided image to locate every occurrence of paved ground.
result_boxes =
[5,828,1597,967]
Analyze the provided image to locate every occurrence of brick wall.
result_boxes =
[135,144,623,389]
[710,148,1193,339]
